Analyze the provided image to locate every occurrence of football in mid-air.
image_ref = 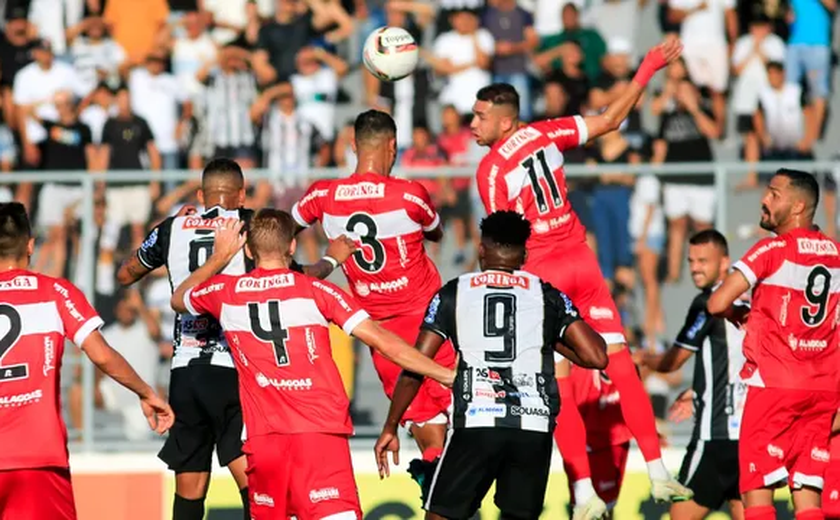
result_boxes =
[363,26,419,82]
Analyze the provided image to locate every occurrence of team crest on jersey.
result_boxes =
[797,238,839,256]
[335,182,385,200]
[470,272,530,289]
[497,126,541,160]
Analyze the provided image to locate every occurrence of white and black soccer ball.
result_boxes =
[362,26,419,82]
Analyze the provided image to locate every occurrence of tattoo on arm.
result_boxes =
[302,259,334,280]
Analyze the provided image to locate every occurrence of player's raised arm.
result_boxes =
[117,217,172,286]
[300,235,357,280]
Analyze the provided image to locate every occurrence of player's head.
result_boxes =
[760,169,819,233]
[478,211,531,270]
[246,208,297,265]
[472,83,520,147]
[353,109,398,175]
[200,158,245,210]
[688,229,729,290]
[0,203,33,265]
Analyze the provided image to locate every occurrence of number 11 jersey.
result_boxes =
[292,172,442,320]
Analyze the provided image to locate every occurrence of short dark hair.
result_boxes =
[0,203,31,260]
[689,229,729,256]
[202,157,244,190]
[480,211,531,250]
[247,208,295,262]
[766,61,784,73]
[775,168,819,214]
[476,83,520,115]
[354,109,396,146]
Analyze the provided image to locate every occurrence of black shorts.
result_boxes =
[677,438,740,510]
[425,428,552,520]
[736,114,754,134]
[158,365,244,473]
[439,188,472,223]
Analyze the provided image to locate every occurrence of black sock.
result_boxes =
[240,487,250,519]
[173,494,205,520]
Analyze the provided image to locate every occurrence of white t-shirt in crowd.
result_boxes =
[730,34,786,114]
[80,103,118,144]
[532,0,583,36]
[433,29,495,114]
[172,34,218,97]
[758,83,804,150]
[204,0,248,44]
[12,61,84,144]
[71,37,127,96]
[129,68,186,153]
[629,174,665,239]
[291,67,339,141]
[145,277,177,344]
[669,0,734,47]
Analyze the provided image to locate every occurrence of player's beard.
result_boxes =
[759,205,777,232]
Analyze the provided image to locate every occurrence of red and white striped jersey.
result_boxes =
[0,270,103,471]
[292,172,442,321]
[569,366,632,450]
[733,227,840,392]
[475,117,590,264]
[185,267,369,437]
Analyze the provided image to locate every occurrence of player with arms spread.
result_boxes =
[469,38,689,517]
[708,169,840,520]
[0,202,173,520]
[117,158,356,520]
[170,209,455,519]
[292,110,455,462]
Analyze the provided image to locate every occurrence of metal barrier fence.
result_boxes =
[1,160,835,452]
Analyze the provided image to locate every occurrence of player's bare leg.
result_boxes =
[409,422,446,455]
[742,489,778,519]
[729,498,746,520]
[666,216,688,283]
[670,500,712,520]
[792,487,825,518]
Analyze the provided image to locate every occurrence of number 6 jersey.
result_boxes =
[292,172,442,321]
[733,227,840,392]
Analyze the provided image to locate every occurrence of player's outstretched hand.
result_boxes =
[213,218,247,262]
[326,234,357,265]
[668,389,694,424]
[643,37,683,73]
[140,392,175,435]
[374,428,401,480]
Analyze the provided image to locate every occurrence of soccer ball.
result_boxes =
[362,26,419,82]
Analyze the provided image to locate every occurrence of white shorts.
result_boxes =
[38,184,84,227]
[106,185,152,228]
[683,41,729,93]
[663,184,716,223]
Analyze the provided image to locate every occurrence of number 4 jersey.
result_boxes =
[733,227,840,392]
[292,172,442,321]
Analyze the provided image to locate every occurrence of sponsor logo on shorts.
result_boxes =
[497,127,541,160]
[309,487,340,503]
[811,447,830,463]
[598,390,620,410]
[749,463,756,473]
[255,373,313,390]
[43,337,55,377]
[253,493,274,507]
[532,214,571,235]
[236,274,294,292]
[830,490,839,501]
[767,444,784,460]
[511,405,549,417]
[335,182,385,201]
[598,480,617,492]
[470,272,530,289]
[589,307,614,321]
[0,389,42,407]
[0,275,37,291]
[512,374,534,388]
[797,238,838,256]
[787,334,828,351]
[747,239,785,263]
[467,404,506,418]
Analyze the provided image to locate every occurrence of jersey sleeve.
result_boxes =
[420,279,458,340]
[310,279,370,335]
[183,275,230,318]
[674,295,713,351]
[291,180,330,228]
[52,278,104,346]
[403,181,441,232]
[532,116,589,150]
[475,156,510,214]
[137,217,172,270]
[732,237,786,288]
[541,281,583,341]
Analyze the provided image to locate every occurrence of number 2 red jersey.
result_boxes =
[0,270,103,471]
[733,227,840,392]
[569,366,632,450]
[475,116,590,263]
[184,267,370,438]
[292,172,442,321]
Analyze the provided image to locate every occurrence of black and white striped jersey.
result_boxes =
[674,286,747,441]
[421,269,582,433]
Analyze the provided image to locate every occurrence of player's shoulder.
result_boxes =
[691,289,712,309]
[298,178,335,204]
[741,234,789,262]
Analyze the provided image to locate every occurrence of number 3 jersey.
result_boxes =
[184,268,369,437]
[292,172,442,320]
[422,270,582,433]
[733,227,840,392]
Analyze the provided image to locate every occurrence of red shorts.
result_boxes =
[244,433,361,520]
[376,312,454,425]
[567,442,630,507]
[524,243,625,344]
[824,434,840,518]
[739,386,840,494]
[0,467,76,520]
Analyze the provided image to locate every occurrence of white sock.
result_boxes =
[572,478,597,504]
[647,458,670,481]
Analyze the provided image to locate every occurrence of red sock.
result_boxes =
[796,509,826,520]
[745,506,777,520]
[554,377,591,482]
[422,447,442,462]
[604,348,662,462]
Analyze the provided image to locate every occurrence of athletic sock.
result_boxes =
[745,505,777,520]
[646,459,671,482]
[173,494,205,520]
[604,348,663,463]
[554,377,591,485]
[796,509,826,520]
[422,447,442,462]
[570,477,597,505]
[240,487,250,519]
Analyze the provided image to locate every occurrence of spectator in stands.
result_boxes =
[103,0,170,67]
[435,0,486,35]
[535,4,606,82]
[437,104,473,265]
[786,0,833,143]
[204,0,250,45]
[587,0,643,59]
[68,16,127,96]
[171,11,217,98]
[531,0,566,38]
[667,0,738,136]
[80,82,116,145]
[26,0,76,56]
[129,50,190,172]
[401,123,446,258]
[482,0,538,121]
[737,0,790,40]
[651,60,719,283]
[332,119,356,169]
[292,46,348,142]
[0,68,17,178]
[425,8,494,116]
[544,40,590,118]
[754,61,812,162]
[590,38,646,149]
[100,86,160,249]
[0,8,37,99]
[144,266,176,397]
